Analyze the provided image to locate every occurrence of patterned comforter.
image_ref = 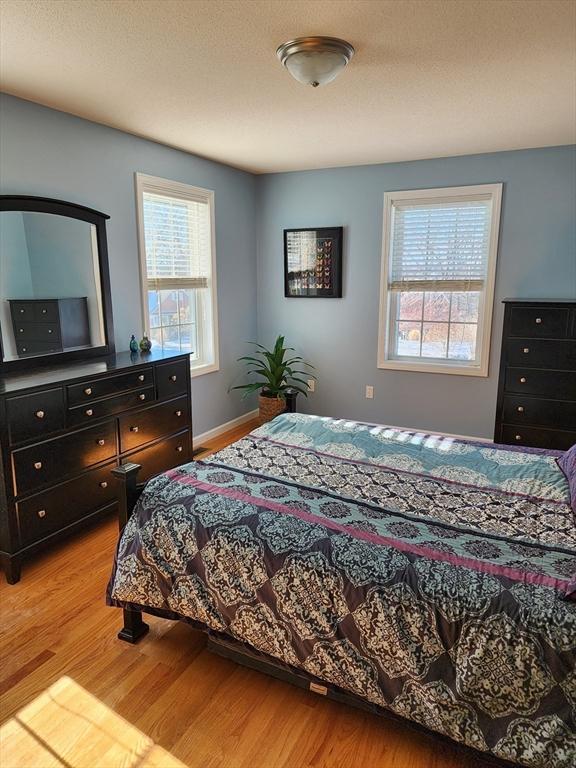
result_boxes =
[108,413,576,767]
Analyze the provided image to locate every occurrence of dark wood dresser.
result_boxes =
[9,298,90,358]
[494,299,576,450]
[0,349,192,583]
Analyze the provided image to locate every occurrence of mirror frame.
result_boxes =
[0,195,115,373]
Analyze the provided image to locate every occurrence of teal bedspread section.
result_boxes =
[257,414,570,502]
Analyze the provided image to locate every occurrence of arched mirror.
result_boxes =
[0,196,115,372]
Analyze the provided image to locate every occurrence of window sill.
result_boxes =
[191,361,219,378]
[377,358,488,377]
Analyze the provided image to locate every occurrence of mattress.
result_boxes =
[107,413,576,767]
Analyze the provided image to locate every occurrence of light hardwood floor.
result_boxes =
[0,418,486,768]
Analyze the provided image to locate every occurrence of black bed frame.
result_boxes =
[112,464,516,768]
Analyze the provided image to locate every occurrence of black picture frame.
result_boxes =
[0,195,115,373]
[284,227,343,298]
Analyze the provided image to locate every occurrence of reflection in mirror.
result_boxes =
[0,211,106,362]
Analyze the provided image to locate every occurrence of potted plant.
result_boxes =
[231,335,315,424]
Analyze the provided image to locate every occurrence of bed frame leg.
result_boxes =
[112,462,149,644]
[118,609,149,643]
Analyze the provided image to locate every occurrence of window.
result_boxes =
[378,184,502,376]
[136,174,218,375]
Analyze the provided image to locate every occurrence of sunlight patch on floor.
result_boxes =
[0,676,187,768]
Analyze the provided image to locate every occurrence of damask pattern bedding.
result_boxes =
[107,414,576,767]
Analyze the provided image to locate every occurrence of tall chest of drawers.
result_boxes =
[0,349,192,583]
[494,299,576,450]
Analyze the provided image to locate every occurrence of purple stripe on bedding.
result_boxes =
[168,470,573,595]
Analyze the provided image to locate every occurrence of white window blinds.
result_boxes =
[143,191,211,289]
[389,199,493,292]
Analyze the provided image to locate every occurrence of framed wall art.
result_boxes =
[284,227,343,298]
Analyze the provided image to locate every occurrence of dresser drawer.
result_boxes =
[16,461,117,548]
[12,421,116,496]
[505,368,576,400]
[13,322,61,342]
[17,340,62,356]
[6,388,65,445]
[32,301,59,322]
[509,306,571,339]
[11,300,60,323]
[123,430,191,483]
[505,339,576,371]
[67,367,154,406]
[67,386,156,426]
[156,359,188,400]
[501,424,576,451]
[502,395,576,430]
[9,301,36,322]
[119,395,190,453]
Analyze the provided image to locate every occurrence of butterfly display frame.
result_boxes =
[283,227,343,298]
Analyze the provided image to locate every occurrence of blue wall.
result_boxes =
[1,94,574,439]
[256,147,576,438]
[0,94,257,436]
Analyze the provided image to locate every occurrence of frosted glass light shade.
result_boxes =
[277,37,354,88]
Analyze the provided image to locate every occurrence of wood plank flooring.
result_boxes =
[1,417,486,768]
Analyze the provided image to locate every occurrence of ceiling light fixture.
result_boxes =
[276,36,355,88]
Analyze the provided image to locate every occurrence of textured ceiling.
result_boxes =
[1,0,575,173]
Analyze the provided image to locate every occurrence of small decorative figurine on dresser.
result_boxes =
[139,334,152,353]
[129,334,139,353]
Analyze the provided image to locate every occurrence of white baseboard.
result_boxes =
[194,409,259,445]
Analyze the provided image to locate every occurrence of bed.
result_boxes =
[107,413,576,768]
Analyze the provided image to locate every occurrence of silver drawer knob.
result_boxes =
[84,388,92,395]
[85,409,93,416]
[35,410,45,419]
[517,406,524,413]
[19,309,24,313]
[42,309,47,314]
[37,509,46,518]
[515,434,522,441]
[48,329,53,334]
[176,445,183,452]
[139,394,146,401]
[175,410,182,417]
[523,347,530,354]
[170,375,177,382]
[520,377,526,383]
[34,461,42,470]
[97,439,105,446]
[130,426,139,433]
[535,317,542,324]
[100,481,108,489]
[22,347,27,352]
[138,374,145,382]
[18,328,23,333]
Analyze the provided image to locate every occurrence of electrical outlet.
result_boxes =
[307,379,316,393]
[365,385,374,399]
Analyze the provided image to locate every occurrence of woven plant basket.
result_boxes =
[258,393,286,425]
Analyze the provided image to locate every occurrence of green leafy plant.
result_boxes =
[231,335,315,399]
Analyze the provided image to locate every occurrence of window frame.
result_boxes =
[377,184,502,377]
[135,172,219,377]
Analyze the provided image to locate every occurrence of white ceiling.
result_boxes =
[1,0,575,174]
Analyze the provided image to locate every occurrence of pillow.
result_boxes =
[557,443,576,515]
